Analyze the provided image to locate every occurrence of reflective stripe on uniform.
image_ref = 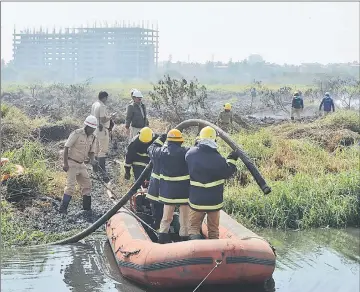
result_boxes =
[133,162,147,167]
[154,139,164,146]
[227,159,236,165]
[124,163,132,167]
[190,179,224,188]
[160,174,190,181]
[151,173,160,179]
[137,152,149,157]
[145,193,159,201]
[189,201,223,210]
[159,196,188,204]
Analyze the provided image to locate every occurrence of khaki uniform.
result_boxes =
[159,205,189,236]
[64,128,96,196]
[217,111,233,131]
[188,209,220,239]
[91,101,110,158]
[130,126,142,140]
[290,108,302,120]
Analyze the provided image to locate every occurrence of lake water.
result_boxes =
[1,228,359,292]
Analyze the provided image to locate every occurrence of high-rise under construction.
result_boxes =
[12,22,159,81]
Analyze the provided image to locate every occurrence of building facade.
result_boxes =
[12,23,159,81]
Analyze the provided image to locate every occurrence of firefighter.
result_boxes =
[125,90,149,140]
[91,91,116,182]
[319,92,335,116]
[185,126,238,240]
[59,115,98,213]
[217,103,233,132]
[148,129,190,244]
[290,91,304,120]
[124,127,158,181]
[146,133,167,229]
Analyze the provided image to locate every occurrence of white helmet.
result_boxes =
[132,90,143,98]
[130,88,138,95]
[325,92,330,96]
[84,115,98,129]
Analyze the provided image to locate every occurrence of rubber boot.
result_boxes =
[180,236,189,241]
[82,195,91,211]
[189,234,202,240]
[92,156,99,172]
[59,194,72,214]
[158,233,171,244]
[98,157,110,183]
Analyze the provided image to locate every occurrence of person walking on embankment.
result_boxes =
[125,89,149,140]
[123,127,158,181]
[91,91,116,182]
[185,126,238,240]
[290,91,304,120]
[148,129,190,244]
[319,92,335,116]
[59,115,98,213]
[217,103,233,132]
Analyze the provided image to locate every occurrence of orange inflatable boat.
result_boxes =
[105,194,276,289]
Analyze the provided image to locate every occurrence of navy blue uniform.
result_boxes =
[292,96,304,109]
[319,96,335,112]
[185,144,237,211]
[146,136,166,229]
[125,134,158,180]
[149,141,190,205]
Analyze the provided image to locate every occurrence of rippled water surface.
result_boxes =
[1,229,359,292]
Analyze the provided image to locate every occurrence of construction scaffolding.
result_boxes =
[12,21,159,80]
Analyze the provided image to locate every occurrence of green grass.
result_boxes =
[2,81,315,95]
[216,110,360,229]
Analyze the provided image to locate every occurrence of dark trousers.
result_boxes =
[151,201,164,230]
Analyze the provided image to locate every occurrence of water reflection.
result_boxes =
[1,229,359,292]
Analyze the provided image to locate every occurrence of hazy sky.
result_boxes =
[1,2,359,65]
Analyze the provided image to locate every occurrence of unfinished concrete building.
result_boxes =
[12,22,159,81]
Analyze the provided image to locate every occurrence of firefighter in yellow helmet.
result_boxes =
[217,103,233,132]
[124,127,158,181]
[148,129,190,244]
[185,126,238,240]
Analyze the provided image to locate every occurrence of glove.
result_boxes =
[124,166,131,180]
[227,151,239,161]
[159,133,167,143]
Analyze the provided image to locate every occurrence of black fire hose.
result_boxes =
[176,119,271,195]
[45,118,270,246]
[48,162,153,245]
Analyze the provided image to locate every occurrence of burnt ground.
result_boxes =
[1,127,133,238]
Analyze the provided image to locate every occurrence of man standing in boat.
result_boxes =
[185,126,238,240]
[148,129,190,244]
[59,115,98,213]
[124,127,158,182]
[146,133,167,230]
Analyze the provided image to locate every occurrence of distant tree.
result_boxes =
[149,74,208,126]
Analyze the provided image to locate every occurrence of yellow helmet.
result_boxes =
[167,129,184,142]
[139,127,153,143]
[224,103,232,110]
[199,126,217,141]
